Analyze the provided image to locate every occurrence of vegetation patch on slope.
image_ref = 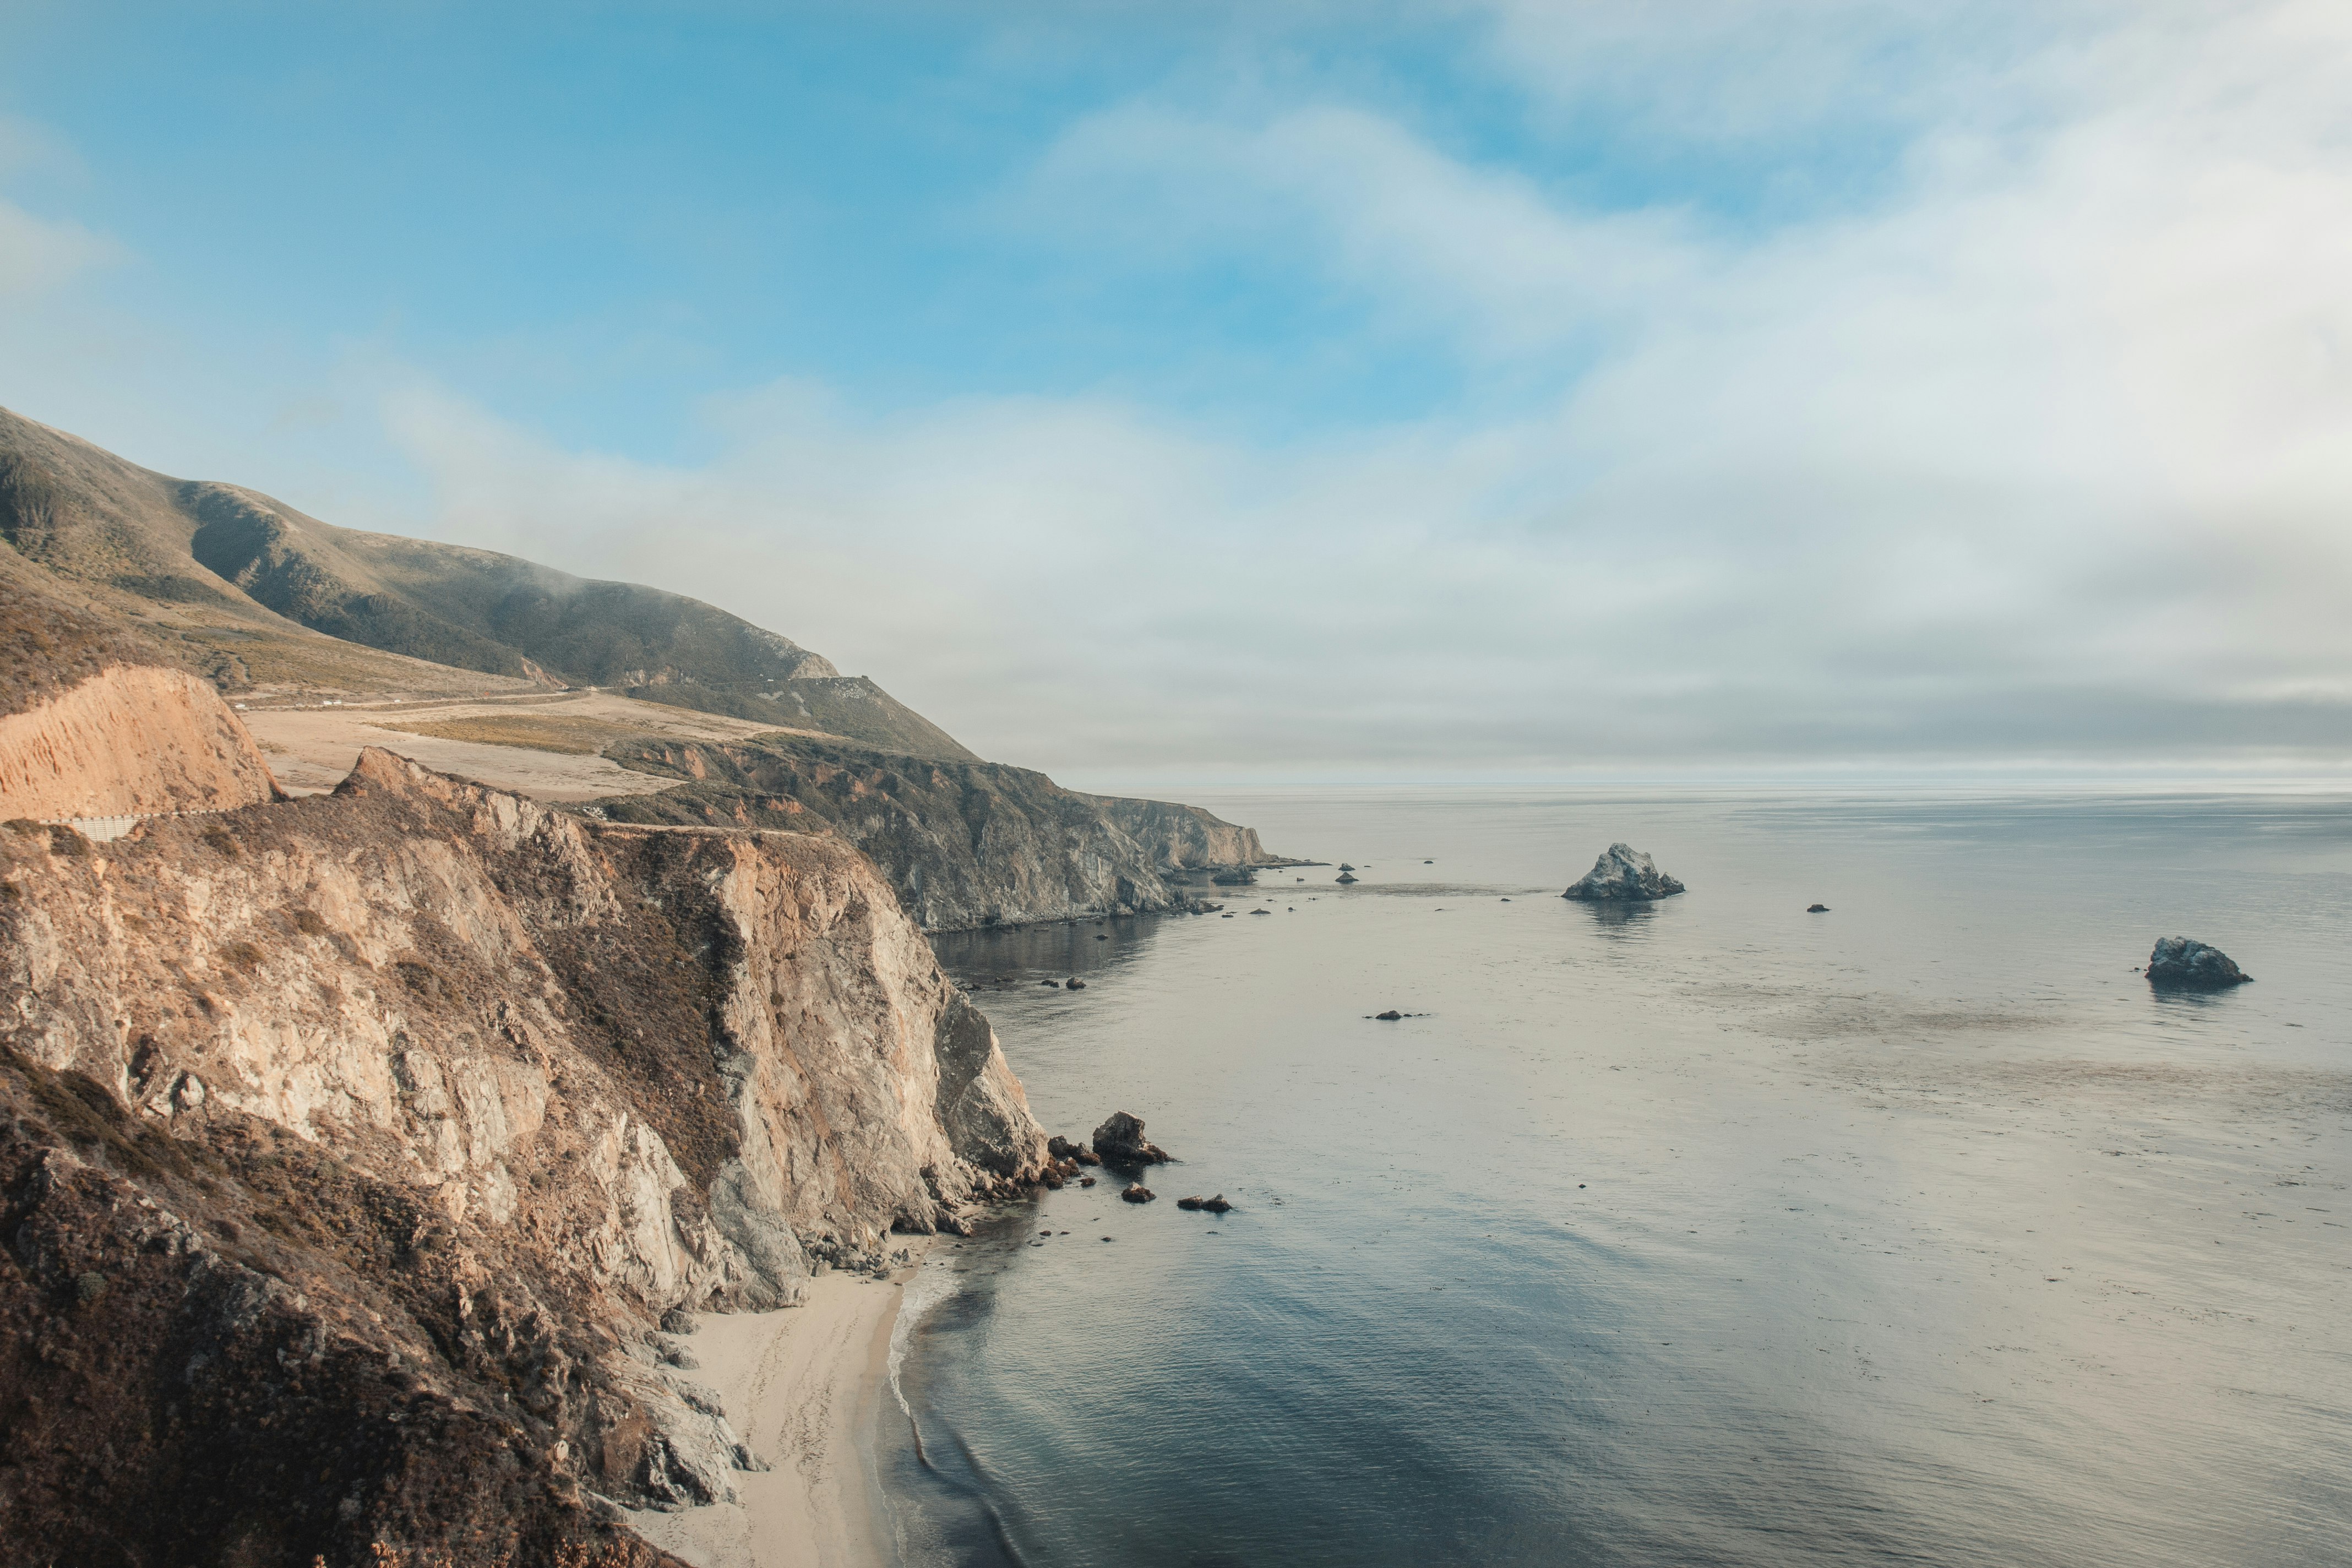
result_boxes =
[373,712,668,756]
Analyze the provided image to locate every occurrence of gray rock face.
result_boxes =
[597,733,1277,931]
[1092,1110,1172,1165]
[1562,843,1686,902]
[2146,937,2251,990]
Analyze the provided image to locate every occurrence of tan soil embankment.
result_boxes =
[0,663,276,820]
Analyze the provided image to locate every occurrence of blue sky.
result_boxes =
[5,2,2351,781]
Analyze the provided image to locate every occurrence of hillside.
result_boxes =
[0,406,972,758]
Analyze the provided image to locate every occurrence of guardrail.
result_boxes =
[35,805,244,844]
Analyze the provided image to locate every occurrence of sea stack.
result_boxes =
[1562,843,1686,902]
[2145,937,2251,990]
[1093,1110,1173,1164]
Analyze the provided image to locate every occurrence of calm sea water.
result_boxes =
[880,791,2352,1568]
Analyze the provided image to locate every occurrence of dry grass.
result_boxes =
[372,713,655,756]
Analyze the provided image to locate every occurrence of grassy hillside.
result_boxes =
[0,406,974,758]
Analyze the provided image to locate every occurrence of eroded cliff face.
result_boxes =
[597,734,1278,930]
[1088,793,1271,872]
[0,663,277,821]
[0,744,1046,1564]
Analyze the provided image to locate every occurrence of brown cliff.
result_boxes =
[0,743,1048,1564]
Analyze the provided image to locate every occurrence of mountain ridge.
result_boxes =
[0,405,972,758]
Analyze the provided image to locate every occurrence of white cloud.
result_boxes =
[363,1,2352,778]
[0,118,123,298]
[1033,102,1709,358]
[0,198,122,297]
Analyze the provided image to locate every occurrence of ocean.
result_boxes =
[882,790,2351,1567]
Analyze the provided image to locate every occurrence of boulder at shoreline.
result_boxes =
[1563,843,1686,902]
[2146,937,2251,990]
[1093,1110,1172,1164]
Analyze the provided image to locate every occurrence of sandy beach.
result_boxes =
[625,1265,919,1568]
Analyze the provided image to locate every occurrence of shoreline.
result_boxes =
[625,1253,926,1568]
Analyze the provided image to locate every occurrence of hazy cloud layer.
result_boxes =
[7,2,2350,780]
[368,1,2352,778]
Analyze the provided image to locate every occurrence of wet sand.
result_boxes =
[626,1266,919,1568]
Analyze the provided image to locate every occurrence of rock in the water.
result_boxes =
[1120,1183,1157,1203]
[1807,903,1829,913]
[1177,1194,1233,1213]
[1374,1010,1403,1021]
[1093,1110,1172,1164]
[1040,978,1060,987]
[1065,978,1086,989]
[1079,1176,1097,1187]
[1048,1134,1101,1166]
[1339,863,1356,872]
[1335,872,1358,884]
[1562,843,1685,902]
[2146,937,2251,990]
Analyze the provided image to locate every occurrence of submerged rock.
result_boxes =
[2146,937,2251,990]
[1093,1110,1172,1164]
[1562,843,1686,902]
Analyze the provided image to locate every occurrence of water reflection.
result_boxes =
[1577,899,1663,935]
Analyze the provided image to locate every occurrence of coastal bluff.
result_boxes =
[0,739,1049,1565]
[595,733,1280,930]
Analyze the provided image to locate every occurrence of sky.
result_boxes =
[3,1,2350,785]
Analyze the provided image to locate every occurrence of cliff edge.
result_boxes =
[0,741,1047,1564]
[596,734,1278,930]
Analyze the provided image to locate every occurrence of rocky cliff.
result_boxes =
[1087,792,1273,872]
[592,734,1277,930]
[0,742,1048,1564]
